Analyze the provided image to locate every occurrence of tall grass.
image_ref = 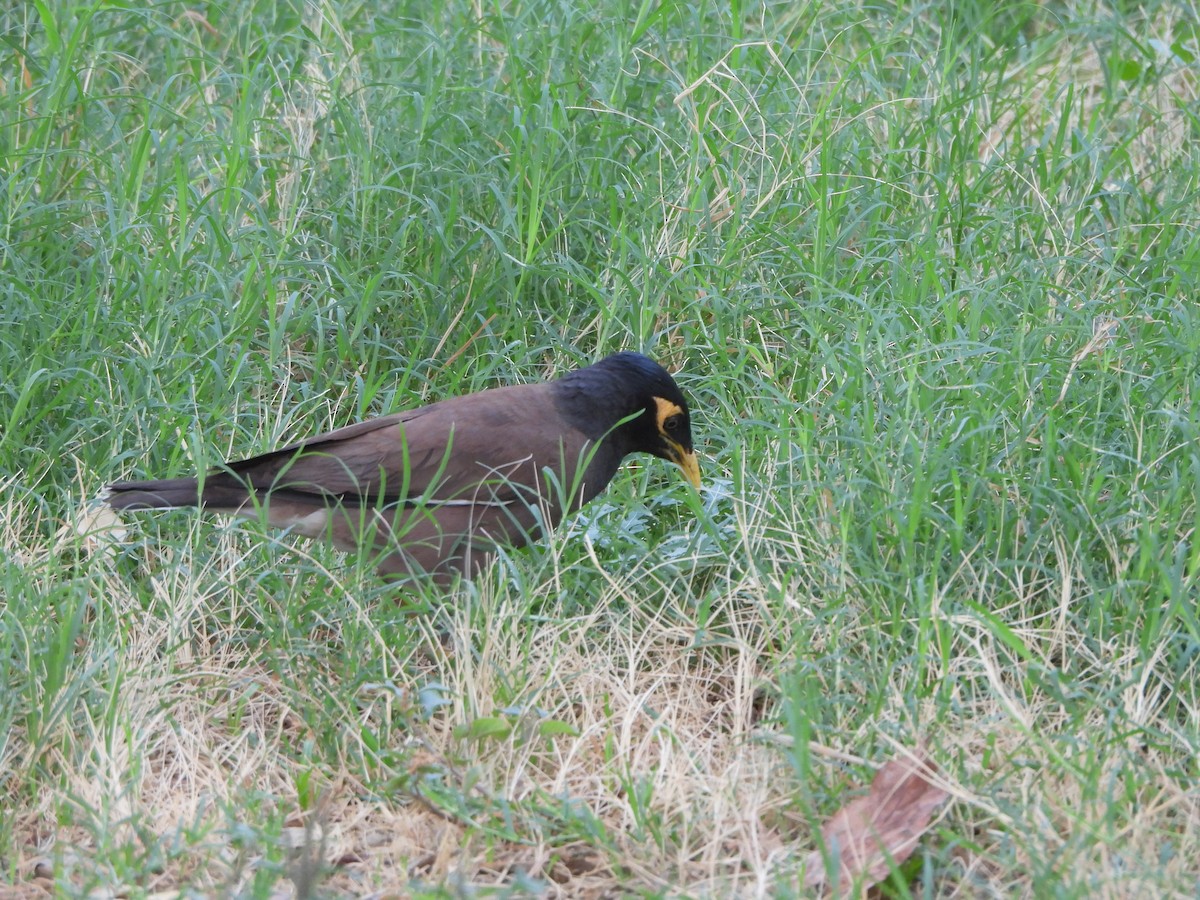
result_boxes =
[2,0,1198,895]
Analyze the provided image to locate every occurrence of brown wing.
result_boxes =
[221,382,583,503]
[203,381,599,580]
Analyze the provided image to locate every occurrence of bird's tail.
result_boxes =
[106,477,201,510]
[107,474,261,512]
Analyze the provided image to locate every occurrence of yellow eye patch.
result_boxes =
[653,396,686,434]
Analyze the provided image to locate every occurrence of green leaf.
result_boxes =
[538,719,580,739]
[1117,56,1143,81]
[964,600,1033,662]
[30,0,60,52]
[457,716,512,742]
[359,727,380,753]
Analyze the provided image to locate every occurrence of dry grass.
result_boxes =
[3,483,1196,897]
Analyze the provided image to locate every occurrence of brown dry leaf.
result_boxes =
[803,747,949,895]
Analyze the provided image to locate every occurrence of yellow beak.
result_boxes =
[667,443,701,489]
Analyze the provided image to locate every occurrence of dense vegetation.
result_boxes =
[2,1,1197,895]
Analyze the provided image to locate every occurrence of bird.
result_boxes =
[106,352,701,584]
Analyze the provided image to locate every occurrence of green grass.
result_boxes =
[2,0,1199,895]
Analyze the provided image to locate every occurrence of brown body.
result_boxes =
[107,353,700,584]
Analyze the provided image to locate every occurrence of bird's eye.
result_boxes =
[664,415,682,433]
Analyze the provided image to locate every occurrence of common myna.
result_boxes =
[107,352,700,583]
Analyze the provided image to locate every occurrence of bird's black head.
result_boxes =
[556,352,700,488]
